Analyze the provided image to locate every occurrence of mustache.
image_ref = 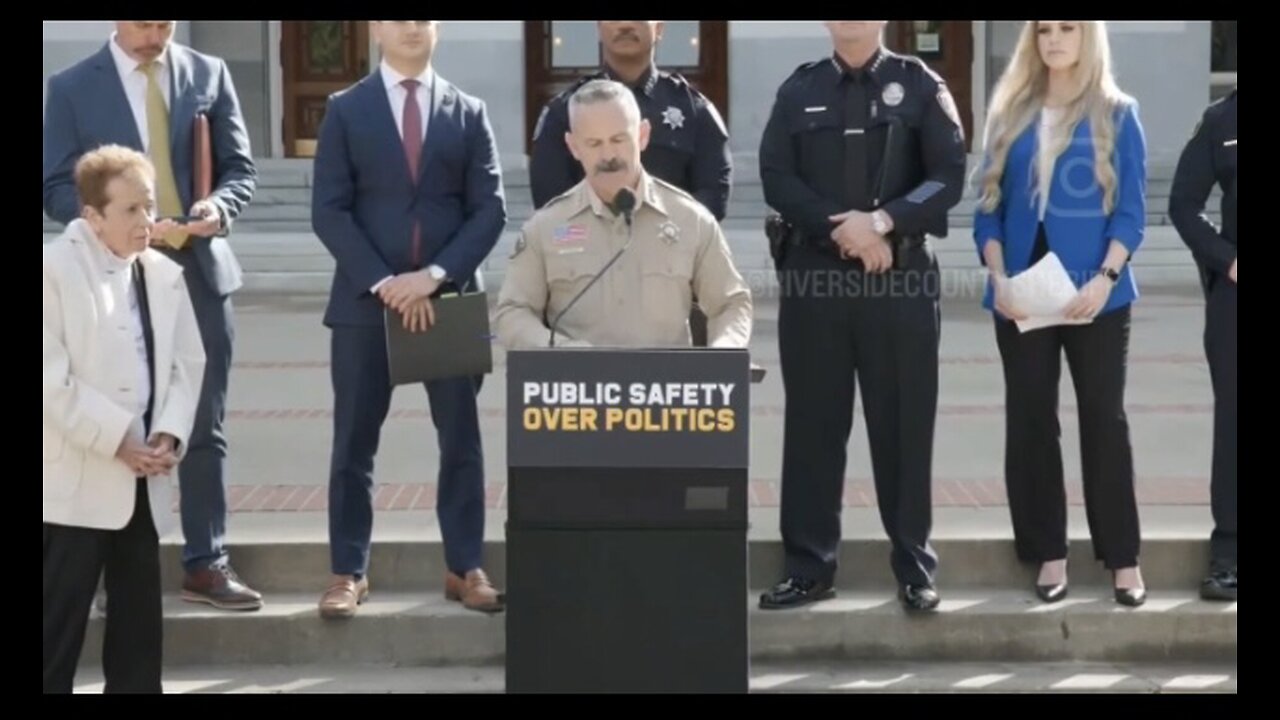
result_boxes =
[593,158,627,174]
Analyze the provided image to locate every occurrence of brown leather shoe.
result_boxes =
[444,569,505,614]
[319,575,369,619]
[181,564,264,611]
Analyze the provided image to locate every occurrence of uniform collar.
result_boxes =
[831,47,888,87]
[577,171,668,219]
[604,63,660,97]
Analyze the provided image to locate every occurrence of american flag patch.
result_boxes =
[553,224,588,245]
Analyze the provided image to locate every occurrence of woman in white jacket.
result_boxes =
[43,145,206,693]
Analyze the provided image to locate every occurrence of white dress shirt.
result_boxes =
[381,59,432,143]
[371,60,447,293]
[107,33,171,152]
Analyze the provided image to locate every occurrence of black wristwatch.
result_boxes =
[1101,267,1121,283]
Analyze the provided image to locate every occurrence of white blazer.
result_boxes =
[43,219,206,534]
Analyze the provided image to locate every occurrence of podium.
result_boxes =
[505,348,751,693]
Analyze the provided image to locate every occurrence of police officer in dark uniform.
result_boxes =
[1169,89,1236,602]
[530,21,731,216]
[758,21,966,612]
[530,21,731,345]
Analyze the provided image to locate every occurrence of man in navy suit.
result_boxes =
[311,21,507,617]
[43,21,263,611]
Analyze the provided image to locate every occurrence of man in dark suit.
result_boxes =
[311,21,507,617]
[43,21,262,611]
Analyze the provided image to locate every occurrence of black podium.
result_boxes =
[505,348,751,693]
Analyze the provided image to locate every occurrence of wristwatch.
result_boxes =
[1100,266,1120,283]
[871,210,891,236]
[426,264,448,282]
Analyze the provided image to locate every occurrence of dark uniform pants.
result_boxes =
[778,243,941,587]
[1205,276,1236,569]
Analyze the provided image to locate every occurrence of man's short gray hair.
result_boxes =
[568,79,642,130]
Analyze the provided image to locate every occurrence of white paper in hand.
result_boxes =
[1003,252,1092,333]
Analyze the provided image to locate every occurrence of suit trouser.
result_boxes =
[328,324,486,578]
[44,480,162,693]
[1205,277,1237,569]
[994,305,1140,569]
[777,244,941,588]
[159,248,235,572]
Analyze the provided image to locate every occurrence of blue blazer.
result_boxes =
[974,101,1147,315]
[43,42,258,296]
[311,70,507,327]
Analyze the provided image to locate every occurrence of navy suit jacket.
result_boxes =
[43,42,258,296]
[311,70,507,327]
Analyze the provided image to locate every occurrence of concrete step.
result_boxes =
[70,660,1238,693]
[79,589,1234,666]
[144,537,1216,596]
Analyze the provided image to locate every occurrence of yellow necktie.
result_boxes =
[141,61,188,249]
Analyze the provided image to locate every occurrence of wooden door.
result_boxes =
[282,21,370,158]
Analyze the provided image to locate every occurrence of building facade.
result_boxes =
[43,21,1236,167]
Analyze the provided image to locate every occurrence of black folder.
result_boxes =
[384,292,493,385]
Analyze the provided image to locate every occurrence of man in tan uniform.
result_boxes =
[494,79,752,349]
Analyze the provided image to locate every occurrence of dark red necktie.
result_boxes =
[401,79,423,268]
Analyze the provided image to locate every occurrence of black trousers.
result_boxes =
[43,479,162,693]
[777,244,941,587]
[1205,277,1237,569]
[993,223,1140,569]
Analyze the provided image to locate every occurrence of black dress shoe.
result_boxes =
[759,576,835,610]
[899,584,941,612]
[1200,568,1237,602]
[1035,582,1069,603]
[1114,587,1147,607]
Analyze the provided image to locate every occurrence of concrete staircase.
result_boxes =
[78,528,1234,669]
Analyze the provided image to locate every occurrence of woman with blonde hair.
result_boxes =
[974,21,1148,606]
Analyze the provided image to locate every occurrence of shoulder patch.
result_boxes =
[532,105,550,141]
[702,100,728,138]
[935,84,962,129]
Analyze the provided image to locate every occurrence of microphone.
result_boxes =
[548,187,638,347]
[612,186,636,228]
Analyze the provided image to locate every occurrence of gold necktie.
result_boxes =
[141,61,188,249]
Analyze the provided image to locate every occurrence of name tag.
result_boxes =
[1224,139,1237,146]
[804,106,827,113]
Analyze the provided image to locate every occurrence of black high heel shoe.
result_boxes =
[1035,562,1068,603]
[1036,581,1069,603]
[1113,570,1147,607]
